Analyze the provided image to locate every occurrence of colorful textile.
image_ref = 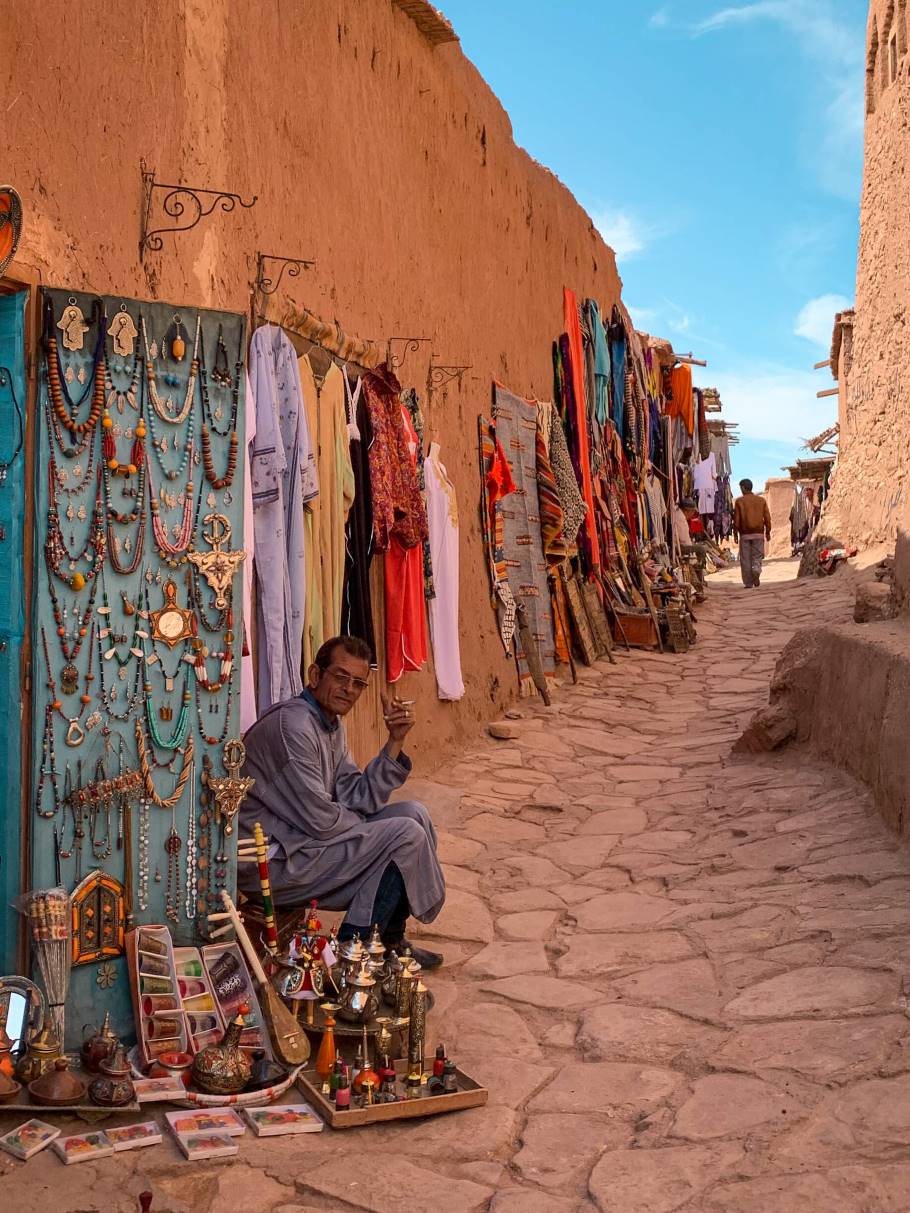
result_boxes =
[547,401,587,550]
[425,443,465,700]
[341,371,377,663]
[563,288,599,568]
[535,401,567,565]
[401,388,435,600]
[586,299,611,427]
[478,415,518,652]
[493,384,556,690]
[385,403,428,682]
[362,363,428,553]
[608,307,626,436]
[667,363,694,436]
[250,325,318,710]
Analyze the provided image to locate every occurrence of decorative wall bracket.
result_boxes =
[427,362,471,395]
[386,336,431,373]
[255,253,316,297]
[139,167,258,260]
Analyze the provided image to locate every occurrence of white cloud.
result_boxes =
[649,7,670,28]
[628,304,658,328]
[710,363,837,444]
[590,208,651,260]
[692,1,864,198]
[794,293,852,347]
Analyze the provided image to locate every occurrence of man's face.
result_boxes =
[308,647,370,717]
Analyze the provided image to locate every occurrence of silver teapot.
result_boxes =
[337,958,379,1024]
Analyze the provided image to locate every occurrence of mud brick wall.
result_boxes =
[4,0,623,767]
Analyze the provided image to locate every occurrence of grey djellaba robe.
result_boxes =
[238,694,446,926]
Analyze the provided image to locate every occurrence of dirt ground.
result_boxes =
[8,557,910,1212]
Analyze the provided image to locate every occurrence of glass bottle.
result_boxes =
[314,1003,339,1086]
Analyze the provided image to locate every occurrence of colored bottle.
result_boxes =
[442,1059,457,1094]
[433,1043,446,1079]
[335,1064,351,1110]
[329,1052,344,1102]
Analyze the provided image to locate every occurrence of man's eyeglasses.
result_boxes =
[324,666,369,693]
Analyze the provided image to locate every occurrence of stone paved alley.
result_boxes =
[8,559,910,1212]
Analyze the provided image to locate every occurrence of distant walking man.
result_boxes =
[733,479,772,588]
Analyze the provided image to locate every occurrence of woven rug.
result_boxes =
[492,384,556,690]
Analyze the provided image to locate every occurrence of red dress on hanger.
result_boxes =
[384,403,428,682]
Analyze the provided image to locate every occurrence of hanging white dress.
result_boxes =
[424,442,465,701]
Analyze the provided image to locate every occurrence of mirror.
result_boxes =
[0,976,46,1054]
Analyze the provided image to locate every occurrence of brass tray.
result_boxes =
[296,1060,487,1129]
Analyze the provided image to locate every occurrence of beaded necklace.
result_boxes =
[44,458,106,592]
[190,565,231,633]
[194,663,234,748]
[45,298,106,438]
[147,457,203,567]
[47,562,99,693]
[143,313,201,426]
[134,719,195,810]
[198,323,241,489]
[87,758,113,862]
[35,704,61,820]
[105,343,142,415]
[96,622,144,721]
[40,624,95,747]
[98,576,148,672]
[53,429,97,496]
[143,663,192,751]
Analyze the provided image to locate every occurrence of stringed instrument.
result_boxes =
[209,890,310,1066]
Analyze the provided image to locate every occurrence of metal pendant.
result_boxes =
[66,718,85,747]
[108,306,138,357]
[58,300,90,351]
[77,365,87,385]
[65,364,75,384]
[61,663,79,695]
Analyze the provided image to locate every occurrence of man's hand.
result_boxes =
[380,691,415,760]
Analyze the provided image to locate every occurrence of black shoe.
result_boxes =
[388,939,444,970]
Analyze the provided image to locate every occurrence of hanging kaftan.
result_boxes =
[385,403,427,682]
[250,325,318,710]
[341,371,377,662]
[425,443,464,701]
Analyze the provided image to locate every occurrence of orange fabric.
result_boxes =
[667,364,694,436]
[384,538,428,682]
[563,287,600,568]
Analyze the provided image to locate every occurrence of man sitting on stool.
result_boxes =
[238,635,445,969]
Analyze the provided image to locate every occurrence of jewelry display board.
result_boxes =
[0,289,27,972]
[31,288,246,1043]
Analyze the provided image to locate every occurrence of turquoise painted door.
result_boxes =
[0,289,27,973]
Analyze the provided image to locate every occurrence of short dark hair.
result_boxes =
[739,478,753,492]
[313,635,372,671]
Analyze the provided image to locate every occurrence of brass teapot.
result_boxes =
[15,1023,60,1085]
[80,1011,117,1073]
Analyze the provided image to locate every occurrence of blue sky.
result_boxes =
[442,0,866,488]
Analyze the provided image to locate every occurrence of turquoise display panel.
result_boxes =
[33,288,246,1043]
[0,290,27,973]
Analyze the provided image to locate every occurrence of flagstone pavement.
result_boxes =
[8,558,910,1212]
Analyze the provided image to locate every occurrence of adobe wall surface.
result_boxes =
[767,618,910,835]
[4,0,622,767]
[765,478,795,558]
[822,0,910,547]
